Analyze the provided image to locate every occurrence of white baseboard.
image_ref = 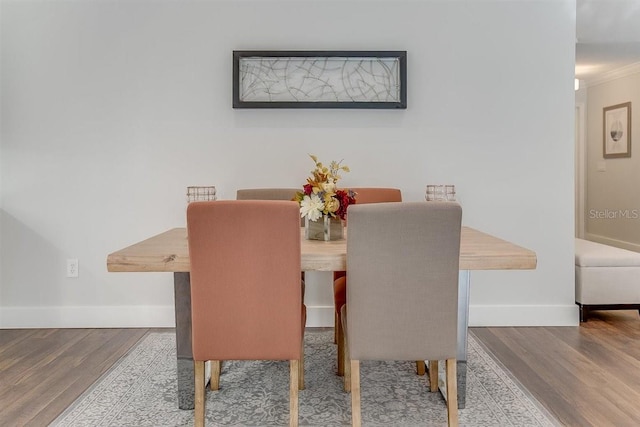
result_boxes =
[0,306,176,328]
[0,304,579,328]
[0,305,337,329]
[306,305,335,328]
[469,304,580,326]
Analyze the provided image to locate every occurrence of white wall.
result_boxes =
[0,0,577,328]
[585,69,640,250]
[575,84,587,238]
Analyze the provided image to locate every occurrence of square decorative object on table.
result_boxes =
[233,50,407,109]
[603,102,631,159]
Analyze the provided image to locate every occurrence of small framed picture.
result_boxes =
[603,102,631,158]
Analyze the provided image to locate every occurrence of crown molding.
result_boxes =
[586,62,640,87]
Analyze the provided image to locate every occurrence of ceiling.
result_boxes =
[576,0,640,82]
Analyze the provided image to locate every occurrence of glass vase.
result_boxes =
[305,215,344,241]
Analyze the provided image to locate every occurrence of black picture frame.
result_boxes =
[233,50,407,109]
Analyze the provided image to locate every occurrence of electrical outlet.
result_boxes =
[67,258,79,278]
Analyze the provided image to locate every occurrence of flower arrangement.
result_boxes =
[294,155,356,222]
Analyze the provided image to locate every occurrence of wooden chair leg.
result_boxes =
[194,360,206,427]
[334,311,338,344]
[343,330,351,392]
[299,341,305,390]
[337,312,344,376]
[445,359,458,427]
[350,360,361,427]
[429,360,439,392]
[416,360,426,376]
[210,360,220,391]
[290,360,299,427]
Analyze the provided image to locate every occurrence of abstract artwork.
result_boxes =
[233,51,407,109]
[603,102,631,158]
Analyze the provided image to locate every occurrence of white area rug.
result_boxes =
[51,330,559,426]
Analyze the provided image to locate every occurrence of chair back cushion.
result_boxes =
[187,200,302,361]
[335,188,402,281]
[237,188,304,226]
[236,188,299,201]
[346,202,462,361]
[350,188,402,204]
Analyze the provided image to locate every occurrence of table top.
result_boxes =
[107,227,537,273]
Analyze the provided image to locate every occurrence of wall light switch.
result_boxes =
[597,161,606,172]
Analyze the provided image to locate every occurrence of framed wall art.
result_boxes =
[603,102,631,158]
[233,50,407,109]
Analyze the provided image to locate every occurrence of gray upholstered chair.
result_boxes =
[236,188,299,201]
[341,202,462,427]
[333,188,403,376]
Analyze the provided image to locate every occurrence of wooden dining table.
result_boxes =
[107,226,536,410]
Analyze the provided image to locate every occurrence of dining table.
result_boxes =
[107,226,536,410]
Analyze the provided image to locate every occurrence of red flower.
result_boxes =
[303,184,313,195]
[334,189,356,220]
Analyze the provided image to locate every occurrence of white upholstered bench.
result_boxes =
[575,238,640,321]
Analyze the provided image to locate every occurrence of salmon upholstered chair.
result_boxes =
[187,200,305,427]
[341,202,462,427]
[237,188,302,224]
[236,188,306,279]
[334,188,402,376]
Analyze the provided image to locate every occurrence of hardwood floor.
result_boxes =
[0,328,151,427]
[0,312,638,426]
[472,310,640,427]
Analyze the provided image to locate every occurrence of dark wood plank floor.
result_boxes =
[0,328,151,427]
[1,311,638,426]
[472,310,640,427]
